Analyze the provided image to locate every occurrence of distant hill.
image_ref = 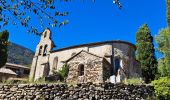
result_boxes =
[7,42,34,66]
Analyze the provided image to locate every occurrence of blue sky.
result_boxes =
[3,0,167,57]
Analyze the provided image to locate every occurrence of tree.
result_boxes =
[167,0,170,27]
[0,30,9,68]
[136,24,157,83]
[0,0,70,35]
[0,0,121,35]
[155,28,170,77]
[155,0,170,77]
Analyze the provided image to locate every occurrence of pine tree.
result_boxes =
[136,24,157,83]
[0,30,9,68]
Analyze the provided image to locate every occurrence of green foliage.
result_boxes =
[25,64,32,68]
[0,0,71,35]
[125,78,144,85]
[1,79,15,85]
[52,64,69,82]
[136,24,158,83]
[34,77,47,84]
[155,28,170,77]
[0,30,9,68]
[155,0,170,78]
[57,64,69,79]
[152,77,170,100]
[167,0,170,27]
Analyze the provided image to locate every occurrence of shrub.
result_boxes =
[152,77,170,100]
[52,64,69,82]
[58,64,69,78]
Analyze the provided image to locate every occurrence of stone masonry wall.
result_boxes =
[0,83,154,100]
[66,51,104,84]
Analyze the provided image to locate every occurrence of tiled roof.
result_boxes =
[63,50,103,63]
[5,63,30,70]
[0,68,17,75]
[50,40,136,53]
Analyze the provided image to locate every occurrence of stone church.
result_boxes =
[29,28,141,83]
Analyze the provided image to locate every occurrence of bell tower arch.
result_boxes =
[35,28,55,56]
[30,28,56,81]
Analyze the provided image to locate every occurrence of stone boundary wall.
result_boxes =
[0,83,154,100]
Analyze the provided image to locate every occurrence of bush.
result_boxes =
[152,77,170,100]
[125,78,144,85]
[58,64,69,78]
[52,64,69,82]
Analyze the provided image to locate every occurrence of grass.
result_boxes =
[124,78,144,85]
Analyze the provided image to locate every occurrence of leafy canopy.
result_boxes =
[0,0,71,35]
[0,0,122,35]
[155,28,170,77]
[154,0,170,78]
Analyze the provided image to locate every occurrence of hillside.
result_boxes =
[7,42,34,66]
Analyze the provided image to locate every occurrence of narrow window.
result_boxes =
[44,31,47,38]
[115,58,121,75]
[78,64,84,76]
[43,63,50,77]
[53,57,58,70]
[43,45,48,56]
[38,46,43,55]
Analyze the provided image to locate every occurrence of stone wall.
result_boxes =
[49,42,136,73]
[102,59,111,81]
[66,51,105,84]
[0,83,154,100]
[49,44,113,73]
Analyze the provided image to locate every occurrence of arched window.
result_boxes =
[43,45,48,56]
[115,58,121,75]
[38,46,43,55]
[78,64,84,76]
[53,57,58,70]
[44,31,47,38]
